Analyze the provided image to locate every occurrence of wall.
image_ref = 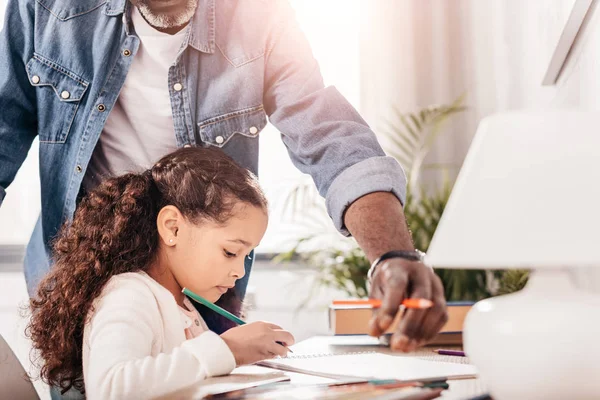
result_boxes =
[359,0,599,186]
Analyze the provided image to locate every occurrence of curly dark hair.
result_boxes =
[26,147,268,394]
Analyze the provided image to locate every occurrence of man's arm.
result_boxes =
[262,1,447,351]
[344,192,448,352]
[0,0,38,206]
[263,1,406,235]
[343,192,413,261]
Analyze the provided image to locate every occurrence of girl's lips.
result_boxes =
[216,286,230,294]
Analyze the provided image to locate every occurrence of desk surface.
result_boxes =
[289,335,487,400]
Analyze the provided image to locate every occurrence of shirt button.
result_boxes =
[173,83,183,91]
[60,91,70,99]
[31,75,40,84]
[249,126,258,135]
[75,165,82,173]
[183,144,191,148]
[215,135,224,144]
[194,319,200,326]
[97,104,106,112]
[123,49,132,57]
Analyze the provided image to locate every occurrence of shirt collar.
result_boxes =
[105,0,127,16]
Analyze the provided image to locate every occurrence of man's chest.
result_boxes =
[31,1,270,163]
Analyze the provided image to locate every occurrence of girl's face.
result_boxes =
[154,202,268,303]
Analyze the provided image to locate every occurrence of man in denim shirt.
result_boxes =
[0,0,447,360]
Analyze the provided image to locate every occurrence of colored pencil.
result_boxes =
[433,349,466,357]
[332,298,434,309]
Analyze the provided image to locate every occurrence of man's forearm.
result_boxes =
[343,192,414,262]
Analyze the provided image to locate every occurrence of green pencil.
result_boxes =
[183,287,246,325]
[182,287,293,353]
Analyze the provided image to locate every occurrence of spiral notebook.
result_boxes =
[257,352,477,382]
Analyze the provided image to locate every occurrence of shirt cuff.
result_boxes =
[181,331,236,377]
[326,156,407,236]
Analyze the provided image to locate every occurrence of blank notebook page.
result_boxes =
[258,352,478,381]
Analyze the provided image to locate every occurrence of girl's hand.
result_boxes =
[220,321,295,365]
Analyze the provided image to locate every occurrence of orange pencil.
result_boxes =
[332,298,433,309]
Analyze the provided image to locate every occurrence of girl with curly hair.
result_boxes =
[27,147,294,399]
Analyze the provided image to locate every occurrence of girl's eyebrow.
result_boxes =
[227,239,252,247]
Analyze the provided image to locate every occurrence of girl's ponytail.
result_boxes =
[29,172,161,393]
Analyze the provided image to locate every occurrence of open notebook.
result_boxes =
[257,352,477,382]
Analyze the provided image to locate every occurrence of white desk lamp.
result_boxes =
[426,111,600,400]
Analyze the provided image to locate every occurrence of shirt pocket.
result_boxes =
[26,53,89,144]
[198,105,267,148]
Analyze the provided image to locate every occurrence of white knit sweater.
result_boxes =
[82,272,236,399]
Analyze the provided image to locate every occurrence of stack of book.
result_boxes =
[329,301,473,345]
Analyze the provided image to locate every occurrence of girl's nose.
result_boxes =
[230,260,246,279]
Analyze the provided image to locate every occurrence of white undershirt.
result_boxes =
[84,7,186,190]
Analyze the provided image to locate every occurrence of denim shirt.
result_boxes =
[0,0,406,296]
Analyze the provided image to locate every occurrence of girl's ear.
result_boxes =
[157,205,182,246]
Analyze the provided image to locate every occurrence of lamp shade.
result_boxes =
[426,110,600,269]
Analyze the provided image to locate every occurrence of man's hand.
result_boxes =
[368,258,447,352]
[344,191,449,352]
